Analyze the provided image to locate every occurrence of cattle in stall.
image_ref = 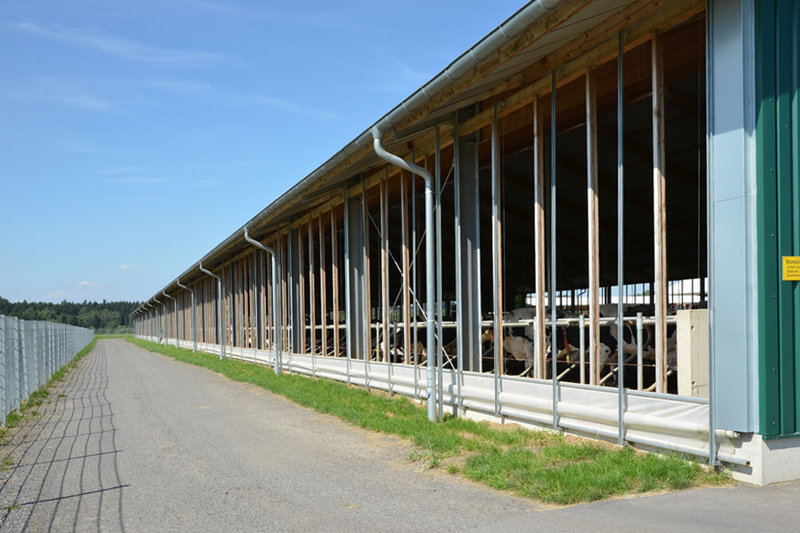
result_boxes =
[480,328,544,376]
[399,341,427,364]
[607,322,655,362]
[598,303,655,318]
[502,306,538,341]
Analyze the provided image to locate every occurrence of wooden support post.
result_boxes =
[652,33,668,393]
[319,215,328,357]
[331,210,340,357]
[308,221,316,357]
[401,172,411,364]
[534,95,547,379]
[587,67,601,385]
[381,177,389,363]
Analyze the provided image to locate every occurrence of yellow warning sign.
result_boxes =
[783,256,800,281]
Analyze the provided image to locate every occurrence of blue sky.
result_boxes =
[1,0,525,303]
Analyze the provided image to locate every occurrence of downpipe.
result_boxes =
[161,290,178,348]
[372,126,437,423]
[176,279,197,352]
[199,261,225,360]
[153,297,164,344]
[243,226,282,375]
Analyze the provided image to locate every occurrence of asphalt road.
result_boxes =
[0,339,797,532]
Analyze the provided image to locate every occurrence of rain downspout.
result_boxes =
[372,126,437,423]
[176,279,197,352]
[243,227,282,375]
[199,261,225,360]
[161,291,178,348]
[153,297,165,344]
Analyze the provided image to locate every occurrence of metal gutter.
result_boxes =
[372,126,436,422]
[132,0,565,317]
[198,262,225,360]
[243,227,282,375]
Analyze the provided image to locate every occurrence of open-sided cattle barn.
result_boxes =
[131,0,800,485]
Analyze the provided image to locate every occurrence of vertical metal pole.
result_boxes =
[636,312,644,390]
[550,70,559,430]
[435,128,444,418]
[579,314,586,384]
[331,211,340,359]
[288,231,294,356]
[587,67,600,386]
[491,102,502,417]
[474,130,482,374]
[534,95,547,380]
[253,249,259,360]
[454,123,464,411]
[320,216,329,359]
[0,316,6,424]
[11,317,19,412]
[309,220,317,378]
[401,173,413,395]
[705,4,716,467]
[273,248,281,374]
[652,31,668,393]
[361,180,368,386]
[344,191,352,384]
[412,158,418,394]
[383,175,393,389]
[616,30,626,446]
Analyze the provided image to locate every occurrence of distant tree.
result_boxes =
[0,298,142,333]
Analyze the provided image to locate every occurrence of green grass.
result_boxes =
[0,456,14,472]
[125,337,731,504]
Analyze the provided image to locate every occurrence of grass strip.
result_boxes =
[1,336,98,436]
[125,336,730,504]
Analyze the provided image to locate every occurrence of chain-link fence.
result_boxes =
[0,316,93,424]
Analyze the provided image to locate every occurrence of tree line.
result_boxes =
[0,298,141,333]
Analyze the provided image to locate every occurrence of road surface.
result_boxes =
[0,339,796,532]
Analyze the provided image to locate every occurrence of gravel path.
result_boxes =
[0,339,797,532]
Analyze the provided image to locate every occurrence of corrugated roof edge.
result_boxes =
[134,0,564,312]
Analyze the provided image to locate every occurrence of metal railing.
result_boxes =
[0,315,93,424]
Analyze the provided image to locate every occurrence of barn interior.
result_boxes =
[140,1,711,398]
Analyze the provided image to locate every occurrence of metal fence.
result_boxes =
[0,315,93,424]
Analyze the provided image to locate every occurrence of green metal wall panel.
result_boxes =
[756,0,800,438]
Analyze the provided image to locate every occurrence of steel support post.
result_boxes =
[435,127,444,419]
[453,122,464,410]
[491,102,502,417]
[550,71,559,430]
[616,31,626,446]
[344,192,352,383]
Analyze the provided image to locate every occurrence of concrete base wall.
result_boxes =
[728,433,800,485]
